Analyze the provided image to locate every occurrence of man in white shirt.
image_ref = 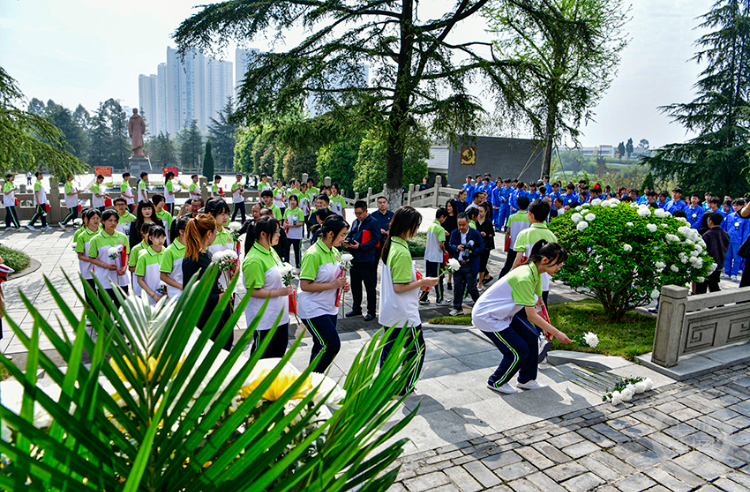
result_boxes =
[26,171,49,231]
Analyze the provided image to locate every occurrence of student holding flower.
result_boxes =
[420,207,451,306]
[379,206,438,395]
[160,218,188,302]
[129,221,154,297]
[472,240,572,395]
[206,199,235,287]
[135,225,167,305]
[297,215,350,373]
[88,210,130,307]
[242,216,293,358]
[75,209,102,305]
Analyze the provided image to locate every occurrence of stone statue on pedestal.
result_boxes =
[128,108,146,158]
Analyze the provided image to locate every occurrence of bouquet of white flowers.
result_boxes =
[603,376,654,406]
[440,258,461,277]
[228,221,242,242]
[575,331,599,348]
[212,250,239,286]
[279,262,294,287]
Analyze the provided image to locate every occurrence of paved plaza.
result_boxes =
[1,226,749,491]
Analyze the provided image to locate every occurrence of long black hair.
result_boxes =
[528,239,567,266]
[170,217,189,244]
[381,206,421,261]
[244,216,279,254]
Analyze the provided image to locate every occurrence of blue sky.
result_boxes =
[1,0,710,148]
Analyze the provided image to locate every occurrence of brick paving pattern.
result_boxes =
[389,362,750,492]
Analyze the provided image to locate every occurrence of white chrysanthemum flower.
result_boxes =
[646,224,657,232]
[446,258,461,271]
[585,213,596,222]
[576,221,589,231]
[690,249,700,257]
[676,217,689,223]
[708,263,717,273]
[582,203,590,208]
[697,276,705,283]
[630,202,640,208]
[698,239,707,248]
[677,226,690,237]
[637,207,651,217]
[654,209,666,218]
[575,206,583,211]
[590,198,602,206]
[694,245,703,254]
[665,234,680,242]
[228,221,242,232]
[689,256,699,265]
[571,213,583,224]
[611,391,622,405]
[655,262,666,270]
[643,378,654,391]
[635,381,648,394]
[583,332,599,348]
[650,289,660,299]
[623,244,632,252]
[621,388,634,402]
[661,224,668,228]
[626,222,634,227]
[670,265,680,272]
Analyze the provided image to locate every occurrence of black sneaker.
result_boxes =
[447,283,452,291]
[345,310,362,318]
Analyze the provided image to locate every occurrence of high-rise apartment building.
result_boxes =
[139,47,233,137]
[235,48,259,99]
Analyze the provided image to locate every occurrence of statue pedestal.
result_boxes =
[129,157,152,174]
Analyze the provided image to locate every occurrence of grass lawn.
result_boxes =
[0,244,31,273]
[429,299,655,361]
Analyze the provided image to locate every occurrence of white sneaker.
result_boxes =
[465,298,475,306]
[25,224,35,231]
[448,309,462,316]
[59,222,66,230]
[437,299,452,306]
[721,274,730,279]
[419,299,430,306]
[538,360,550,370]
[731,275,738,281]
[41,226,50,231]
[517,380,547,390]
[487,382,517,394]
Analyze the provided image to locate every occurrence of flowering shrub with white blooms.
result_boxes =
[550,202,715,320]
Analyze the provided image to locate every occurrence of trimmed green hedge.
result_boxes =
[0,244,31,273]
[407,232,426,258]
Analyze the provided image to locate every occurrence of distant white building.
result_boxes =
[138,74,158,137]
[235,48,259,99]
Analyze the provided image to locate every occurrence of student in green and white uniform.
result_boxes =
[26,171,49,230]
[113,198,136,237]
[498,195,532,278]
[329,183,347,220]
[152,194,173,245]
[297,215,350,373]
[466,207,479,230]
[138,172,149,203]
[258,173,273,198]
[160,218,188,303]
[512,199,558,307]
[120,172,135,213]
[164,171,177,215]
[207,200,234,288]
[306,178,319,203]
[273,178,286,217]
[91,174,108,211]
[472,240,572,395]
[88,210,130,308]
[231,174,246,222]
[60,175,79,227]
[260,190,282,219]
[136,225,167,306]
[76,209,102,305]
[284,195,305,266]
[420,207,450,306]
[379,206,438,395]
[3,173,20,230]
[210,175,224,198]
[188,174,201,201]
[129,221,154,298]
[242,216,293,358]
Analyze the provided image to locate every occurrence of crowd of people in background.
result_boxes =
[4,168,749,395]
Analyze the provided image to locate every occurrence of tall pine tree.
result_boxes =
[644,0,750,197]
[203,140,215,179]
[208,98,236,171]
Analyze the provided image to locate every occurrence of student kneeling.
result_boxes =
[472,240,572,394]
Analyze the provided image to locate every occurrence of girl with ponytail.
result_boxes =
[182,214,233,351]
[472,239,572,395]
[241,216,292,358]
[297,215,350,373]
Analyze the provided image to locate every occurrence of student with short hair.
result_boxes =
[138,172,149,203]
[462,175,476,203]
[210,175,224,198]
[113,197,136,237]
[188,174,201,201]
[160,218,188,303]
[421,207,450,306]
[306,178,319,202]
[686,193,705,230]
[379,206,438,395]
[164,172,178,214]
[512,199,557,307]
[260,189,282,219]
[90,174,108,212]
[60,175,80,228]
[231,174,246,222]
[26,171,50,231]
[283,194,305,266]
[120,172,135,212]
[297,215,350,373]
[75,208,102,305]
[88,209,130,307]
[257,173,273,198]
[329,183,347,220]
[242,216,293,358]
[3,174,20,230]
[472,240,572,394]
[666,188,687,214]
[136,225,167,305]
[272,178,286,217]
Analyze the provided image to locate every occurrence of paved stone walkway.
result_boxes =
[388,361,750,492]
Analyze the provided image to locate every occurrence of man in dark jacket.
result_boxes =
[345,200,382,321]
[370,196,394,263]
[697,212,730,294]
[447,213,484,316]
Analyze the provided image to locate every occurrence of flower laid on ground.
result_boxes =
[279,262,294,286]
[603,376,654,405]
[228,221,242,242]
[575,331,599,348]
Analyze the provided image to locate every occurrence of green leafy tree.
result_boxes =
[148,132,177,167]
[174,0,527,208]
[639,138,650,150]
[0,68,86,174]
[259,145,276,177]
[178,120,203,169]
[484,0,630,178]
[73,104,91,131]
[208,97,237,171]
[617,142,626,159]
[233,126,260,174]
[203,139,215,179]
[282,148,317,184]
[643,0,750,197]
[88,111,109,168]
[625,137,634,158]
[549,201,716,320]
[353,129,429,194]
[317,134,361,193]
[41,100,90,163]
[101,98,130,169]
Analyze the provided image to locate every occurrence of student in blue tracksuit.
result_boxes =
[561,183,577,206]
[547,182,561,201]
[686,193,705,230]
[462,175,475,203]
[527,182,541,202]
[666,188,688,215]
[497,179,512,231]
[509,182,528,213]
[723,199,748,279]
[657,191,669,210]
[492,183,503,230]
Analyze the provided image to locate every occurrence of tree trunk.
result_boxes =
[540,105,557,179]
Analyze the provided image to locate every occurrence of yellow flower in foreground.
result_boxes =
[239,369,313,401]
[109,353,184,384]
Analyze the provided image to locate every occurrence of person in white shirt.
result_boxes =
[3,173,20,229]
[26,171,49,231]
[120,172,135,213]
[60,174,80,228]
